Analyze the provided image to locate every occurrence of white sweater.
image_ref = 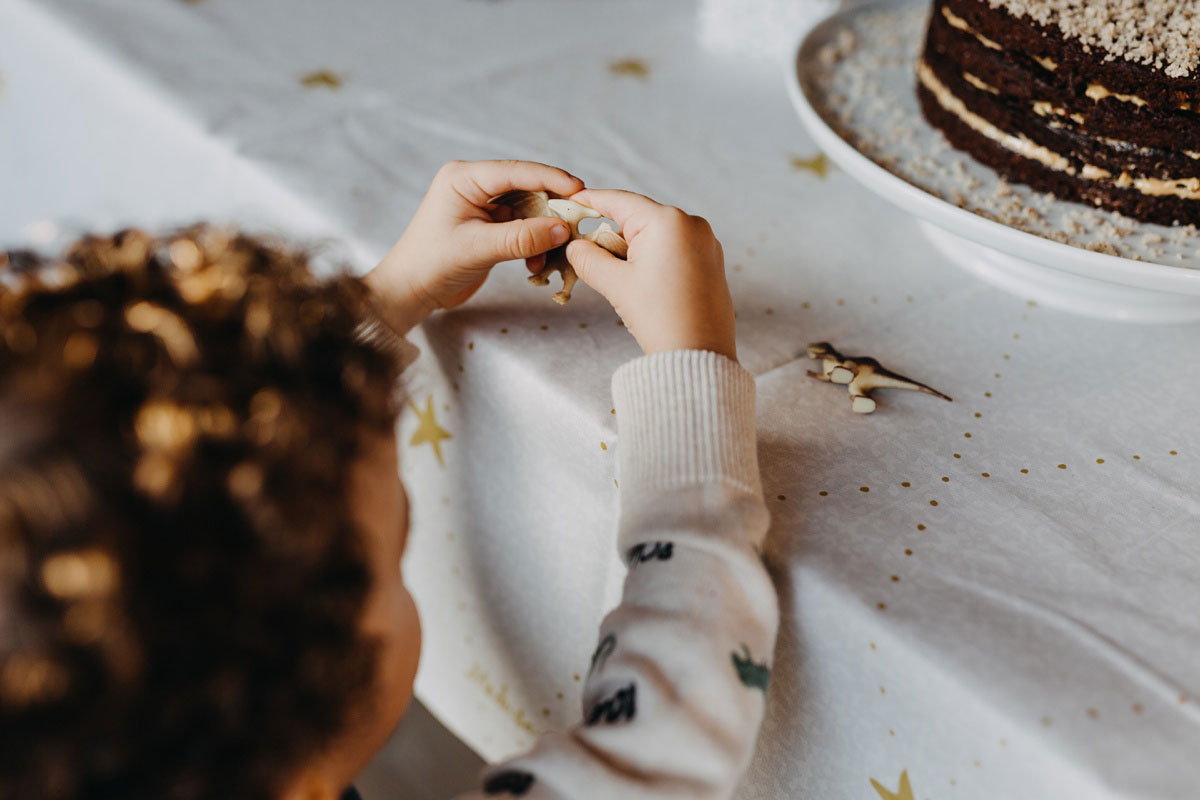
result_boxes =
[454,350,779,800]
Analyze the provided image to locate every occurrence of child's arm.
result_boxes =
[363,160,583,335]
[457,191,778,799]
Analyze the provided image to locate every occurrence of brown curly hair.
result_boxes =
[0,228,404,800]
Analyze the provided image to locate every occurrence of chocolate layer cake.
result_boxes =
[917,0,1200,226]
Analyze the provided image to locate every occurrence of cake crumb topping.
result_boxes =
[986,0,1200,77]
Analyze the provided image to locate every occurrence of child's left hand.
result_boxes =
[365,160,584,332]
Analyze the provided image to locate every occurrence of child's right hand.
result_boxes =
[565,190,737,362]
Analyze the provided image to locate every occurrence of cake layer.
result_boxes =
[922,41,1200,181]
[942,0,1200,110]
[926,6,1200,152]
[917,81,1200,226]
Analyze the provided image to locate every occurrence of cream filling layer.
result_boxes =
[918,59,1200,201]
[940,5,1057,69]
[941,6,1001,51]
[918,59,1072,172]
[963,72,1000,94]
[1086,83,1148,108]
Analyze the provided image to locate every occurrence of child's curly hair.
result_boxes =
[0,228,404,799]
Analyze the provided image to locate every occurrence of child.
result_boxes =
[0,160,778,799]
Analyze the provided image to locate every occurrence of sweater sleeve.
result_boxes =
[455,350,779,800]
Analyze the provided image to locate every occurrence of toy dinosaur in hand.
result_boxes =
[806,342,952,414]
[488,190,628,304]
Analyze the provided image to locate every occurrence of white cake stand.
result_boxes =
[786,0,1200,324]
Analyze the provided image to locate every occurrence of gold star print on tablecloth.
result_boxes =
[790,153,830,178]
[409,396,451,466]
[870,770,914,800]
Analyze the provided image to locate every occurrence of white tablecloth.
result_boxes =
[5,1,1200,797]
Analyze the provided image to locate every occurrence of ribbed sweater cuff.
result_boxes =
[612,350,760,494]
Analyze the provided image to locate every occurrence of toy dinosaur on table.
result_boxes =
[806,342,952,414]
[488,190,628,304]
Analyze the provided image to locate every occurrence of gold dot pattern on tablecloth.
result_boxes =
[556,691,564,700]
[869,642,877,650]
[765,307,775,315]
[1133,454,1141,460]
[610,408,615,415]
[616,319,625,327]
[500,327,508,334]
[994,372,1002,378]
[613,479,619,488]
[573,673,581,682]
[1180,694,1190,704]
[1132,703,1143,714]
[974,412,983,418]
[777,494,786,501]
[917,524,926,531]
[929,500,939,507]
[964,432,972,438]
[746,247,756,257]
[1096,458,1105,464]
[836,298,846,306]
[1171,450,1179,455]
[981,472,990,478]
[1058,463,1067,469]
[974,760,981,768]
[941,476,950,482]
[300,70,344,89]
[819,490,829,497]
[1086,708,1099,719]
[877,602,887,610]
[901,481,911,488]
[801,301,811,309]
[540,324,549,331]
[732,263,743,272]
[542,707,551,717]
[905,548,913,556]
[860,486,870,493]
[1041,716,1052,726]
[984,391,992,397]
[609,58,650,78]
[579,323,588,329]
[600,442,607,451]
[1020,468,1029,474]
[891,575,900,583]
[468,341,474,350]
[879,686,886,694]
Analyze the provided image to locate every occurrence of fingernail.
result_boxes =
[551,223,570,245]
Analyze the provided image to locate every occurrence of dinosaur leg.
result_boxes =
[552,265,578,305]
[850,392,877,414]
[829,365,855,385]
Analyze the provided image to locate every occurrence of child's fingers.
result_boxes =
[569,188,664,223]
[465,216,571,264]
[565,239,625,297]
[526,253,547,274]
[441,160,584,205]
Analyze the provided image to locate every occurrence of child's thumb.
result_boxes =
[487,218,572,263]
[565,239,623,297]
